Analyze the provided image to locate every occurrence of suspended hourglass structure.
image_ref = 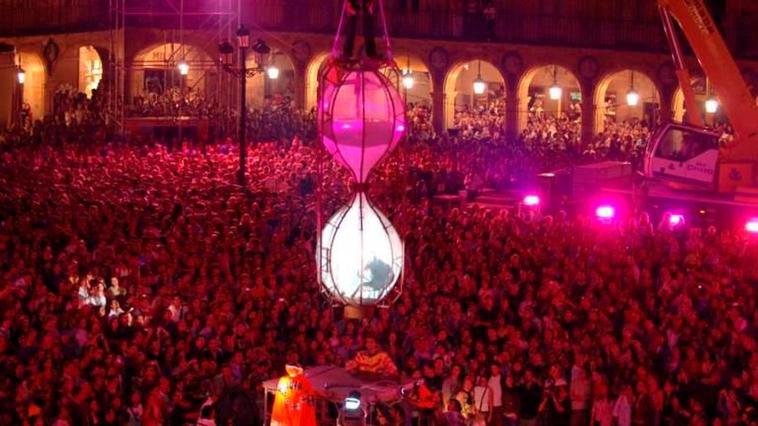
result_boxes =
[316,0,406,316]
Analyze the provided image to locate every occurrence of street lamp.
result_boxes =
[402,57,414,90]
[549,66,562,100]
[704,79,718,114]
[236,25,250,49]
[177,60,189,76]
[267,65,280,80]
[402,70,414,90]
[217,25,273,187]
[473,60,486,95]
[705,97,719,114]
[626,71,639,106]
[17,67,25,84]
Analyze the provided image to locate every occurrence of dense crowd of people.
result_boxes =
[0,87,755,426]
[126,88,228,120]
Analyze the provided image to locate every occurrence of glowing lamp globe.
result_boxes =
[267,65,280,80]
[595,205,615,220]
[17,68,26,84]
[523,195,540,207]
[705,97,719,114]
[177,61,189,76]
[626,90,640,106]
[668,214,685,227]
[473,78,487,95]
[318,63,406,183]
[745,218,758,234]
[402,71,414,90]
[548,85,562,100]
[318,193,404,308]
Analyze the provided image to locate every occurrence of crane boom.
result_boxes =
[658,5,704,127]
[658,0,758,160]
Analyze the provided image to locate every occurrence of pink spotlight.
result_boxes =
[595,205,615,220]
[523,195,540,206]
[669,214,685,227]
[745,218,758,233]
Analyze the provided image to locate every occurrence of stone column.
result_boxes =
[292,62,306,109]
[581,80,596,144]
[431,80,445,135]
[505,93,520,142]
[658,84,675,123]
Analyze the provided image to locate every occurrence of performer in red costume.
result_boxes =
[271,365,318,426]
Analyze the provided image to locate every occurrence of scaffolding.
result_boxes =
[108,0,240,135]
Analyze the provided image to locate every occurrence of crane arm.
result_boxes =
[658,5,704,127]
[659,0,758,156]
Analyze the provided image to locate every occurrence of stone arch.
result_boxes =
[129,42,215,100]
[244,45,298,108]
[304,52,330,110]
[393,53,434,106]
[442,59,506,130]
[593,68,662,133]
[78,45,103,98]
[17,51,47,120]
[516,64,582,132]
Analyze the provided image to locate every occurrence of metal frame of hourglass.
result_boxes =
[316,0,406,318]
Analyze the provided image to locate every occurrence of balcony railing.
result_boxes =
[1,0,756,59]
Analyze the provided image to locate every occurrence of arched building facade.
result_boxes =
[1,29,757,141]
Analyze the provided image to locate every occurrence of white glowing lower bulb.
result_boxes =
[318,193,403,306]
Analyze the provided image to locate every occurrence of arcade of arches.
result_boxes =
[16,52,46,122]
[517,65,582,132]
[595,70,661,133]
[672,77,728,126]
[443,60,505,130]
[5,33,756,140]
[245,50,296,108]
[129,43,215,100]
[303,53,433,112]
[78,46,103,99]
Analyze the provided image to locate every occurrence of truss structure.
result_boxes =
[108,0,240,135]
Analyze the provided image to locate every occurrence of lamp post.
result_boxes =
[16,66,25,127]
[237,26,250,187]
[218,25,272,187]
[548,66,562,101]
[626,71,639,107]
[473,60,486,95]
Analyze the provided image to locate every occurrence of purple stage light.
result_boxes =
[595,205,615,220]
[523,195,540,207]
[668,214,685,227]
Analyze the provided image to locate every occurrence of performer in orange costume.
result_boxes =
[271,365,318,426]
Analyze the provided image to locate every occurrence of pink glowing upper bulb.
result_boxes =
[596,205,615,219]
[523,195,540,206]
[668,214,684,226]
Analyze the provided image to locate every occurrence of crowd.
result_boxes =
[0,86,112,151]
[407,102,435,142]
[0,87,756,426]
[452,99,505,142]
[126,88,228,119]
